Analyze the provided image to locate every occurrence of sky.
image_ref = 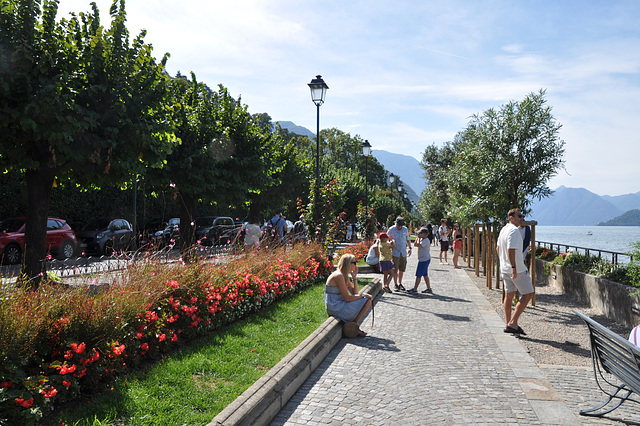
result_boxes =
[56,0,640,196]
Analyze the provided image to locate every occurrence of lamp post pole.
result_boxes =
[362,140,372,209]
[308,75,329,236]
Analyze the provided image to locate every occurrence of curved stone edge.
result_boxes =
[208,277,382,426]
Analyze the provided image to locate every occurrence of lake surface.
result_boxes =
[534,226,640,260]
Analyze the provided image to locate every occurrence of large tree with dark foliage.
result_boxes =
[0,0,174,284]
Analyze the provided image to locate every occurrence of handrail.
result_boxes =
[537,240,633,265]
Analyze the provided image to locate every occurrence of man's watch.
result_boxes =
[511,266,516,269]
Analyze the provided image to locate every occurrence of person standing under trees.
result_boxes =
[244,217,262,249]
[497,208,534,336]
[438,219,450,264]
[452,223,463,268]
[387,216,412,292]
[266,209,286,247]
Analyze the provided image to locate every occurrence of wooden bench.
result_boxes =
[573,309,640,417]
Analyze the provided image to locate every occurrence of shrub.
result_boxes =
[0,244,332,424]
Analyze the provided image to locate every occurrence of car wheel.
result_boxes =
[59,240,75,259]
[4,244,22,265]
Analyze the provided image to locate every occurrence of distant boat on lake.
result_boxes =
[586,231,593,235]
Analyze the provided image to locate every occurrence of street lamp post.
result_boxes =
[389,173,396,190]
[308,75,329,235]
[362,140,372,209]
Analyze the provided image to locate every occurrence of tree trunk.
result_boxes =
[178,192,195,253]
[23,167,55,289]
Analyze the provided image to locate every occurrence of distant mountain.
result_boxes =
[371,150,425,198]
[276,121,315,139]
[528,186,639,226]
[601,192,640,213]
[598,209,640,226]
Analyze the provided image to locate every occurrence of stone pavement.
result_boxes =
[270,245,638,425]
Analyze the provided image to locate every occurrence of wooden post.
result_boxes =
[486,223,492,289]
[475,224,480,277]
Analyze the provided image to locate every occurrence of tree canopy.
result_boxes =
[420,90,565,225]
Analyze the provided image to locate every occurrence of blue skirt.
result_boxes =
[324,285,367,323]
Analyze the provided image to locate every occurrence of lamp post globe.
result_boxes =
[308,75,329,236]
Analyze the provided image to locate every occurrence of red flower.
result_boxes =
[167,280,180,289]
[15,397,33,408]
[0,381,12,388]
[59,364,77,375]
[41,387,57,399]
[64,350,74,360]
[159,333,167,342]
[112,344,125,356]
[141,343,149,353]
[62,380,72,388]
[71,342,86,354]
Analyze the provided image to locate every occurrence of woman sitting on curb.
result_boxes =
[324,254,373,337]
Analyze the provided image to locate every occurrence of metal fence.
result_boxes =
[537,240,633,265]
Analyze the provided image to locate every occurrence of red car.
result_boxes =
[0,217,77,264]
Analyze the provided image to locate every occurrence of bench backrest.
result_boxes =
[574,309,640,395]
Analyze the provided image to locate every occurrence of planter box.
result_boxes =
[535,259,640,328]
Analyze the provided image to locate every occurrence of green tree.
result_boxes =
[0,0,173,283]
[419,142,456,224]
[448,89,565,223]
[147,74,282,251]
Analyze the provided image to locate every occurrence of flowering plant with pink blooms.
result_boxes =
[0,243,332,424]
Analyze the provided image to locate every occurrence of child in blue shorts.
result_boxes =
[409,227,432,294]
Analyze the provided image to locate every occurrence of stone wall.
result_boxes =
[535,259,640,328]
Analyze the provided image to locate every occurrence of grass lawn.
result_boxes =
[51,278,371,426]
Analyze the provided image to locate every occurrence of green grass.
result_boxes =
[51,278,371,426]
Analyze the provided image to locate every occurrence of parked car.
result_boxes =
[138,218,166,249]
[0,217,77,264]
[161,218,180,247]
[76,218,136,256]
[194,216,235,245]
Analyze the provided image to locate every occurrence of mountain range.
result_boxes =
[276,121,640,225]
[529,186,640,226]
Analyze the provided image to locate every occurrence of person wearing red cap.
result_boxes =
[377,232,396,293]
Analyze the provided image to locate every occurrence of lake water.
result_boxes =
[534,226,640,261]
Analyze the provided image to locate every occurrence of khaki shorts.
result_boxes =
[392,255,407,272]
[502,271,534,295]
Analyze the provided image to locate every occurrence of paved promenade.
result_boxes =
[270,245,639,425]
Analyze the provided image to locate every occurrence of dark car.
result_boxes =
[194,216,235,245]
[0,217,77,264]
[76,218,136,256]
[138,218,166,249]
[162,218,180,247]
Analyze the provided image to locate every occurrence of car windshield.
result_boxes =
[0,219,25,233]
[168,218,179,226]
[81,219,111,231]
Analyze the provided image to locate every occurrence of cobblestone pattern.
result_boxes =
[272,253,545,425]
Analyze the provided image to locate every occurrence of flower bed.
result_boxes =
[0,244,332,424]
[334,240,373,262]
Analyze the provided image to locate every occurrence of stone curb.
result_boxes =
[208,278,382,426]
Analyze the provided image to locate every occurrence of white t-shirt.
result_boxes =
[438,225,449,242]
[244,224,262,246]
[497,223,527,274]
[415,237,431,261]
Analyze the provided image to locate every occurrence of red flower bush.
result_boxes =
[0,243,331,423]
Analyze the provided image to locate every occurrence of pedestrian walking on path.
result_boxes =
[377,233,395,293]
[497,207,534,336]
[438,218,450,264]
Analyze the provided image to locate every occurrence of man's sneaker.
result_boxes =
[407,288,417,293]
[422,288,433,294]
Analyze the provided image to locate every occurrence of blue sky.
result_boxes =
[58,0,640,196]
